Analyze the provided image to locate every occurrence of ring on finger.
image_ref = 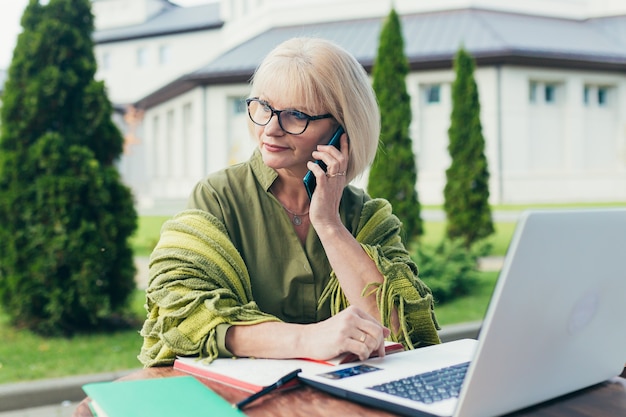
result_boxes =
[326,171,346,178]
[359,332,367,343]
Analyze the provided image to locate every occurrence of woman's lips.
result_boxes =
[263,142,289,152]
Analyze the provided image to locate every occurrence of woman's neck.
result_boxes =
[270,178,311,244]
[270,175,310,214]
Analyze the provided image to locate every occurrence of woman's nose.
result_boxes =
[264,113,284,136]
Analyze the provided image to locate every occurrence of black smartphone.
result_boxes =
[303,125,345,200]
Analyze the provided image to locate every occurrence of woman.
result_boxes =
[139,37,440,367]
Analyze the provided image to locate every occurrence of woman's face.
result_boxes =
[253,94,337,177]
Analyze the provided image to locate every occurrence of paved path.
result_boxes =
[0,402,78,417]
[134,256,150,290]
[422,209,522,222]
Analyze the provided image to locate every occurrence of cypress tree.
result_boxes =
[443,47,494,247]
[369,8,423,241]
[0,0,137,335]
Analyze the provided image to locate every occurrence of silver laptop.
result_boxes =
[300,209,626,417]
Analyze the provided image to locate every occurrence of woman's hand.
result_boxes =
[224,306,391,361]
[302,306,391,362]
[307,132,349,227]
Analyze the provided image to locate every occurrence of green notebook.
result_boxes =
[82,375,245,417]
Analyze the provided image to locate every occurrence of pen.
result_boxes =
[234,368,302,410]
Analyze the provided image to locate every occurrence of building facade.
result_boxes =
[8,0,625,212]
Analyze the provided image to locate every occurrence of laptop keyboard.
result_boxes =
[368,362,470,404]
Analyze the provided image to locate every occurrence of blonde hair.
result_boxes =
[249,37,380,181]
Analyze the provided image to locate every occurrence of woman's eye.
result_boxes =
[287,110,308,121]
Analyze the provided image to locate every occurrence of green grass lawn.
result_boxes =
[130,216,170,256]
[0,290,146,384]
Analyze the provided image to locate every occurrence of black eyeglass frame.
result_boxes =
[245,98,333,135]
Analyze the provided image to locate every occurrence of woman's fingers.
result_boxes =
[307,306,390,362]
[310,133,349,177]
[346,307,389,360]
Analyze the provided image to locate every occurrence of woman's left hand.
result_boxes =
[303,306,391,362]
[307,132,349,226]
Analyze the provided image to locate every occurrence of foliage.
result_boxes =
[0,0,137,335]
[432,271,498,326]
[415,238,491,304]
[369,8,423,241]
[443,47,494,247]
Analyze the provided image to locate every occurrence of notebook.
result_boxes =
[174,341,403,393]
[299,208,626,417]
[82,375,245,417]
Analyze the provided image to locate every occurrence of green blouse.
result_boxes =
[188,149,365,324]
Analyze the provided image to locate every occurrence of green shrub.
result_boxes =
[0,0,137,335]
[444,47,494,247]
[414,239,491,304]
[368,8,423,241]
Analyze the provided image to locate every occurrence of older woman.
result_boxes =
[139,37,440,367]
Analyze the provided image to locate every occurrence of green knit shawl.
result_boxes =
[139,200,440,367]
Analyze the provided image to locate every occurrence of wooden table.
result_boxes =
[73,367,626,417]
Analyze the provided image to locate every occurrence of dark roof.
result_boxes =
[94,3,222,44]
[136,7,626,109]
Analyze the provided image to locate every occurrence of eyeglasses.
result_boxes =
[245,98,333,135]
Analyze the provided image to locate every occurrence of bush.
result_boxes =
[0,0,137,335]
[0,134,137,335]
[414,239,491,304]
[444,47,494,247]
[368,8,423,241]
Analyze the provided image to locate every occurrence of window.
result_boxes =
[152,115,161,177]
[136,47,148,67]
[544,84,557,103]
[529,81,562,105]
[159,45,171,66]
[101,51,111,70]
[583,84,614,107]
[424,84,441,104]
[598,87,608,106]
[182,103,192,176]
[529,82,538,103]
[233,97,247,114]
[165,110,175,176]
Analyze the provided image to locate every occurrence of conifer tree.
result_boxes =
[0,0,137,335]
[369,8,423,241]
[444,47,494,247]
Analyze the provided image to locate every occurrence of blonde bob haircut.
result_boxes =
[249,37,380,181]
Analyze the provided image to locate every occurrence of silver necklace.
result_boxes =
[279,204,309,226]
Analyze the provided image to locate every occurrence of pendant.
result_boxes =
[292,215,303,226]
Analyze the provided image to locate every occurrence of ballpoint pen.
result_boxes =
[234,368,302,410]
